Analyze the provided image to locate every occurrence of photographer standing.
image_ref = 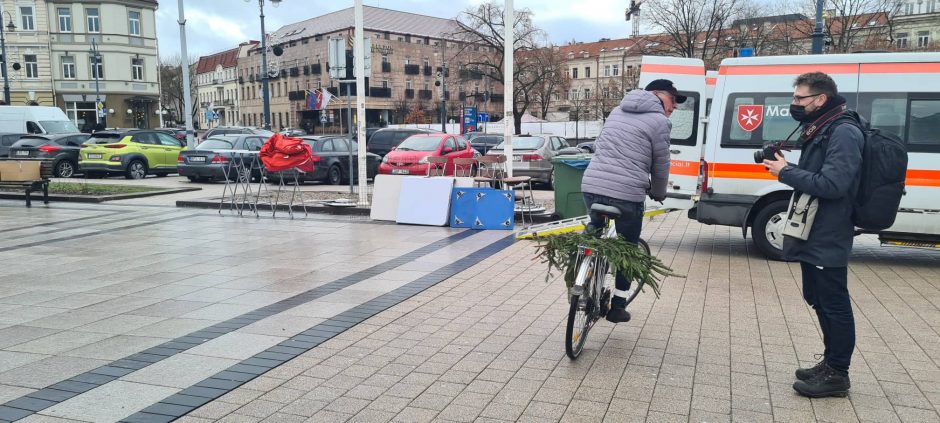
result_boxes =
[763,72,863,398]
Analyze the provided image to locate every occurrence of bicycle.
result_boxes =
[565,203,651,360]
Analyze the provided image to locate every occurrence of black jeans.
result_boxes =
[583,193,644,309]
[801,262,855,373]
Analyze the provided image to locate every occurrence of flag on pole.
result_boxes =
[315,89,333,110]
[305,90,316,110]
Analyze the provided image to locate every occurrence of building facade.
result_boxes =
[554,39,642,121]
[237,6,504,134]
[0,0,55,106]
[194,41,255,130]
[47,0,160,131]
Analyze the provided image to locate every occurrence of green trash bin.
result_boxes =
[551,154,592,219]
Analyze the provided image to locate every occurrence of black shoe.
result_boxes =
[792,364,850,398]
[606,308,631,323]
[795,355,826,381]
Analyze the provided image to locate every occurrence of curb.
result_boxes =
[0,187,202,204]
[176,198,558,223]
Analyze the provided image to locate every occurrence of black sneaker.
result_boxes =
[795,355,826,381]
[792,364,850,398]
[606,308,631,323]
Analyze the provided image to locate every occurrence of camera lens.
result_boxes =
[753,151,764,163]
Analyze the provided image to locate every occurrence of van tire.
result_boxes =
[752,200,789,261]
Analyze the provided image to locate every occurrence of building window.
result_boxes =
[405,56,411,65]
[62,56,75,79]
[613,64,620,76]
[897,33,909,48]
[19,7,34,31]
[58,8,72,32]
[406,80,412,89]
[86,7,100,33]
[928,0,937,13]
[585,67,591,78]
[904,2,915,14]
[24,55,37,78]
[584,88,591,98]
[382,79,389,88]
[604,65,611,77]
[382,54,389,63]
[132,58,144,81]
[918,31,930,47]
[91,56,103,79]
[572,68,578,79]
[128,11,141,36]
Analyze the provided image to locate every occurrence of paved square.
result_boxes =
[0,201,937,422]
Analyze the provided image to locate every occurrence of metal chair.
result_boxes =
[453,158,477,178]
[501,172,539,228]
[271,168,309,219]
[474,155,506,188]
[426,157,448,177]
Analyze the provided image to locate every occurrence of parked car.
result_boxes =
[267,136,380,185]
[79,129,185,179]
[366,128,442,157]
[464,133,504,155]
[8,133,91,178]
[378,134,476,176]
[155,128,188,142]
[178,135,266,182]
[279,128,307,137]
[202,126,274,143]
[0,106,80,135]
[0,132,26,157]
[486,135,571,188]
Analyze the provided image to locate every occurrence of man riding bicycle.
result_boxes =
[580,79,682,323]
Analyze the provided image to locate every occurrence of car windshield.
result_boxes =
[83,134,124,145]
[40,121,81,134]
[197,139,235,150]
[252,129,275,137]
[492,137,544,150]
[396,136,443,151]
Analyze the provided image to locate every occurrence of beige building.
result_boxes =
[194,41,255,130]
[237,6,503,133]
[48,0,159,131]
[0,0,55,106]
[554,38,642,121]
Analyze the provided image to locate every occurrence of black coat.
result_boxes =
[779,119,864,267]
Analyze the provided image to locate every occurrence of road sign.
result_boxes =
[329,38,346,79]
[478,113,489,123]
[320,115,327,124]
[355,38,372,78]
[462,106,478,134]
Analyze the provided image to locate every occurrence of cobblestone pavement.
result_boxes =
[0,201,938,422]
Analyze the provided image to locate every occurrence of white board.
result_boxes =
[396,177,456,226]
[454,177,475,188]
[370,174,406,221]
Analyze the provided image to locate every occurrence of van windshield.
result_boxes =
[40,121,80,134]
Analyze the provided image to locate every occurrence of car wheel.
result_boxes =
[752,200,789,261]
[54,160,76,178]
[125,160,147,180]
[548,167,556,190]
[328,165,344,185]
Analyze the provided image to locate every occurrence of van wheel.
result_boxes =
[125,160,147,180]
[752,200,789,261]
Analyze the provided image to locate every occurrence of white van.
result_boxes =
[0,106,81,135]
[641,53,940,260]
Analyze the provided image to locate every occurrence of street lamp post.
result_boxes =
[811,0,825,54]
[0,12,16,105]
[90,39,103,126]
[246,0,282,130]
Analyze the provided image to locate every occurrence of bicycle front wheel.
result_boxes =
[565,256,594,359]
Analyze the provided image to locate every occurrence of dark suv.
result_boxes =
[366,128,443,157]
[0,133,26,157]
[9,133,91,177]
[202,126,274,142]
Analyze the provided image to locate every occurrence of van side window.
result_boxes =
[909,99,940,146]
[857,92,940,152]
[668,92,699,146]
[722,92,857,148]
[26,122,42,134]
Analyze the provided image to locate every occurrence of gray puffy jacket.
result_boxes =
[581,90,672,203]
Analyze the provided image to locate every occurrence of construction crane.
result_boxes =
[625,0,643,38]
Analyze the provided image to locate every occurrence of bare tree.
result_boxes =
[793,0,895,53]
[568,89,595,139]
[451,1,556,134]
[160,55,198,126]
[530,46,569,120]
[594,79,624,122]
[641,0,741,62]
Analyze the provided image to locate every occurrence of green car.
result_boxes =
[80,129,185,179]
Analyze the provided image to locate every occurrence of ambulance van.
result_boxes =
[641,53,940,260]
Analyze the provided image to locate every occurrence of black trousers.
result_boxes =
[800,262,855,373]
[583,193,644,309]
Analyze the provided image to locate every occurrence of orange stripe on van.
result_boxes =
[642,64,705,75]
[719,64,858,75]
[859,63,940,74]
[704,163,940,187]
[706,77,717,86]
[907,169,940,187]
[670,160,700,176]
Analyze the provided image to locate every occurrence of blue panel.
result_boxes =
[450,187,514,230]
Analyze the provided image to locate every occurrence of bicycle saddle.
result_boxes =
[590,204,621,219]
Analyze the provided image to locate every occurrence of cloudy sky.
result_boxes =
[155,0,635,60]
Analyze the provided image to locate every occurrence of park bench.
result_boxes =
[0,158,52,207]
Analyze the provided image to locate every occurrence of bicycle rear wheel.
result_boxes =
[565,256,594,359]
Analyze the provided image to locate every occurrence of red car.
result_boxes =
[378,134,476,176]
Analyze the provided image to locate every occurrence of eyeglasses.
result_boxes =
[792,93,821,103]
[654,91,676,104]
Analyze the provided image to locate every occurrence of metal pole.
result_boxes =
[354,0,368,206]
[177,0,195,146]
[0,19,10,105]
[812,0,825,54]
[441,64,446,133]
[91,39,102,126]
[347,83,353,194]
[260,0,272,130]
[503,0,514,177]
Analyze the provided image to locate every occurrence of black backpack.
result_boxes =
[824,111,908,231]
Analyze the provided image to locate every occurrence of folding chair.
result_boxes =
[474,155,506,188]
[501,172,538,228]
[271,168,309,219]
[453,158,477,178]
[426,156,448,177]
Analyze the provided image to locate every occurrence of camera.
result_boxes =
[753,141,785,163]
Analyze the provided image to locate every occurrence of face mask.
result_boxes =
[790,104,810,122]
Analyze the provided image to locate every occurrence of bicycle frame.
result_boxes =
[569,219,616,315]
